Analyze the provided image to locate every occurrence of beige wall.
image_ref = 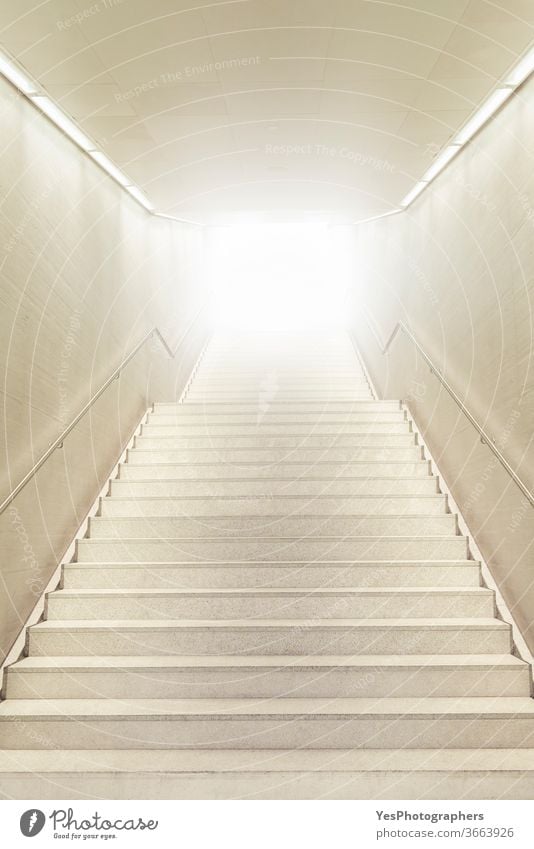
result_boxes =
[0,77,209,662]
[350,74,534,651]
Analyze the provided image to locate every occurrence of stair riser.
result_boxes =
[28,626,510,657]
[184,394,374,401]
[188,385,371,393]
[135,436,416,450]
[110,479,439,497]
[185,386,371,391]
[0,716,531,750]
[126,448,423,463]
[142,423,411,435]
[76,537,469,561]
[88,516,458,538]
[45,592,494,621]
[147,413,407,425]
[6,666,528,700]
[153,403,401,414]
[192,373,367,379]
[118,462,431,480]
[2,771,534,800]
[100,496,447,518]
[62,563,482,590]
[134,436,415,449]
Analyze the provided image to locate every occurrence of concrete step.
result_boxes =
[3,748,534,799]
[147,412,407,425]
[184,393,374,401]
[76,536,469,562]
[6,655,527,700]
[62,560,482,590]
[45,587,494,621]
[190,381,371,389]
[193,368,365,374]
[196,369,366,375]
[153,402,401,414]
[27,618,510,657]
[99,495,448,518]
[87,515,458,539]
[186,382,371,389]
[118,461,432,480]
[198,360,360,365]
[1,696,533,750]
[109,476,439,498]
[134,434,416,449]
[126,447,423,464]
[141,422,411,436]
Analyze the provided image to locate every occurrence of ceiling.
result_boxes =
[1,0,533,224]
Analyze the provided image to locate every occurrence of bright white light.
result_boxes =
[505,47,534,87]
[400,181,428,208]
[90,150,131,187]
[127,185,154,210]
[349,208,401,225]
[0,52,38,95]
[208,223,356,330]
[423,144,461,182]
[454,88,513,145]
[31,95,95,151]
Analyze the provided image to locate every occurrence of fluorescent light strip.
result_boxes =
[89,150,131,188]
[126,185,154,211]
[399,44,534,210]
[400,181,428,208]
[348,208,401,226]
[0,49,160,216]
[505,46,534,87]
[423,144,461,182]
[31,95,96,152]
[0,52,38,95]
[454,87,513,145]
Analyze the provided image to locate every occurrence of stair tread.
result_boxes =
[13,654,526,670]
[81,534,463,539]
[67,559,478,566]
[104,494,443,501]
[2,748,534,773]
[51,587,491,598]
[1,697,533,718]
[114,474,432,480]
[32,617,509,630]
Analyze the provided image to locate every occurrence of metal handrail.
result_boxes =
[0,304,208,516]
[362,315,534,508]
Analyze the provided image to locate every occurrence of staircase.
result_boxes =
[1,329,534,799]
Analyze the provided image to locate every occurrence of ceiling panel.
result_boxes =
[0,0,532,222]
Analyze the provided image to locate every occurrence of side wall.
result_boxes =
[0,77,209,662]
[350,74,534,651]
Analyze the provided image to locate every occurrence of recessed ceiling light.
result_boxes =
[454,88,513,145]
[126,186,154,211]
[0,52,38,95]
[89,150,131,187]
[400,181,428,208]
[423,144,462,182]
[30,95,96,151]
[504,46,534,87]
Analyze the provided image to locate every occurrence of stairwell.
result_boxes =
[1,329,534,799]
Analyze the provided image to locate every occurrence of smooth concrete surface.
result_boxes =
[0,329,531,799]
[349,73,534,655]
[0,74,209,664]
